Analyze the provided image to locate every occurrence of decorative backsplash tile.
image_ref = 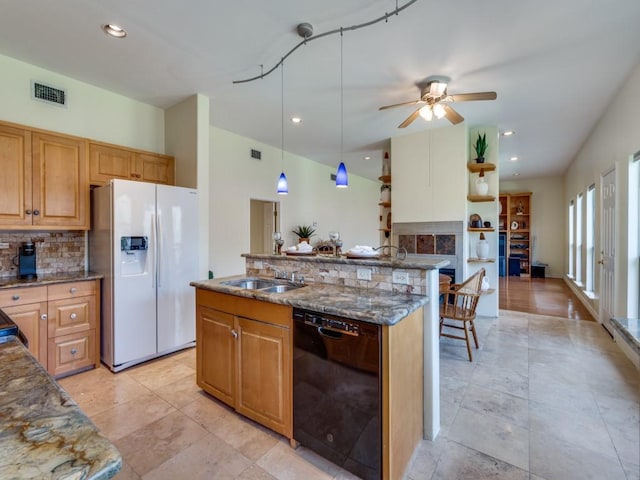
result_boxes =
[398,235,416,253]
[416,235,435,254]
[435,234,456,255]
[0,232,85,278]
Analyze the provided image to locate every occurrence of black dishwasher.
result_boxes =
[293,308,381,480]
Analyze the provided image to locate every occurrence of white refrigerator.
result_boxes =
[89,179,198,372]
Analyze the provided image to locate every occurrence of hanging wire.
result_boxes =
[233,0,419,84]
[281,59,284,166]
[340,29,343,163]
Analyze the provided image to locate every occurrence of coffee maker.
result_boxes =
[16,242,37,280]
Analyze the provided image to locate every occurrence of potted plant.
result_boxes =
[292,224,316,243]
[473,132,488,163]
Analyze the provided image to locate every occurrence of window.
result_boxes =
[568,200,574,278]
[576,193,583,285]
[586,185,595,293]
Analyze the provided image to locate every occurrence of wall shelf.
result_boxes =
[378,201,391,208]
[467,227,495,232]
[378,175,391,183]
[467,163,496,173]
[467,195,496,202]
[468,258,496,263]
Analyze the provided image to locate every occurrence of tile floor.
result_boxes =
[59,310,639,480]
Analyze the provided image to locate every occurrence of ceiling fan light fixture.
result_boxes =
[428,81,448,97]
[419,105,433,121]
[433,103,446,119]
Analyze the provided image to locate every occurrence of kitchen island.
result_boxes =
[191,254,445,480]
[0,335,121,479]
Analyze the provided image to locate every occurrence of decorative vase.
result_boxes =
[476,233,489,260]
[481,277,490,291]
[380,187,391,203]
[475,176,489,196]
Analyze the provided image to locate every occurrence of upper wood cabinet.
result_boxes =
[0,123,89,230]
[90,142,175,186]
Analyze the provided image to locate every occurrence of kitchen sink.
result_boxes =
[221,277,304,293]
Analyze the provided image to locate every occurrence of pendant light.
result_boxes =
[335,29,348,188]
[277,59,288,195]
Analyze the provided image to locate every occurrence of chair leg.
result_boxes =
[463,320,473,362]
[470,319,479,348]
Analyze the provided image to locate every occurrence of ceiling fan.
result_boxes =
[379,76,497,128]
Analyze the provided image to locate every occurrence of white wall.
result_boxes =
[500,175,565,278]
[0,54,165,152]
[564,63,640,318]
[210,126,380,277]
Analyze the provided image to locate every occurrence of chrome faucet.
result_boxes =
[265,263,288,279]
[290,271,304,284]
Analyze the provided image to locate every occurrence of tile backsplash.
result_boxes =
[0,232,85,278]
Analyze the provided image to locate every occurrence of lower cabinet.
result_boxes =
[0,279,100,377]
[196,289,292,438]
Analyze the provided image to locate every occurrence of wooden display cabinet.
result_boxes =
[500,192,532,276]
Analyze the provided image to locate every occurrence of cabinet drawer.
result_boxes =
[47,280,96,301]
[48,329,95,377]
[48,295,95,338]
[0,286,47,307]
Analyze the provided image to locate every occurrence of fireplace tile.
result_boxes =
[436,234,456,255]
[416,235,435,254]
[398,235,416,254]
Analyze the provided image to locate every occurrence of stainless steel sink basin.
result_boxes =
[260,284,302,293]
[221,277,305,293]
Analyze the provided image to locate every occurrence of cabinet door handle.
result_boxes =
[70,313,77,320]
[70,348,78,355]
[231,329,238,339]
[12,295,19,301]
[70,287,77,294]
[25,209,32,215]
[40,314,48,321]
[33,210,40,216]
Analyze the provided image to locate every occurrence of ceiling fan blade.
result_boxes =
[398,108,422,128]
[443,105,464,125]
[379,99,422,110]
[447,92,497,102]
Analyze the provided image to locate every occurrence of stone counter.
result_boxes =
[0,337,121,479]
[0,271,103,289]
[190,275,429,326]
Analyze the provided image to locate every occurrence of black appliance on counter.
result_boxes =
[16,241,37,280]
[293,308,381,480]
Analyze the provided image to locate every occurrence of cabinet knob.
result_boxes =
[231,329,238,339]
[25,209,32,215]
[40,314,48,321]
[70,313,77,320]
[33,210,40,216]
[12,295,19,301]
[70,287,77,294]
[70,348,78,355]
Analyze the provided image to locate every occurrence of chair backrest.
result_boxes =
[440,268,485,320]
[455,268,486,295]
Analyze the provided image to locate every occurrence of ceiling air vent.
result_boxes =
[32,81,67,107]
[250,149,261,160]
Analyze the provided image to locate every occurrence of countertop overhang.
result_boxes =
[0,337,121,479]
[191,275,430,326]
[242,253,449,270]
[0,271,103,289]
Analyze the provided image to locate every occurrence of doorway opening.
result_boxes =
[250,199,280,254]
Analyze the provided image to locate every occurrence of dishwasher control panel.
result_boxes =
[293,308,360,335]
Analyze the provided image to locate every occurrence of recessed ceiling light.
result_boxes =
[102,24,127,38]
[513,173,520,176]
[363,156,371,160]
[510,156,519,161]
[290,117,302,124]
[501,130,515,136]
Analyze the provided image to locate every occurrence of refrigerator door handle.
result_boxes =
[150,212,156,289]
[156,213,163,288]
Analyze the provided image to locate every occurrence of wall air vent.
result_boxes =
[32,81,67,107]
[251,149,261,160]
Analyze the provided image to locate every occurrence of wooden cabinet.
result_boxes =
[0,279,100,377]
[89,142,175,186]
[0,286,48,363]
[0,122,89,230]
[500,192,533,276]
[391,124,466,223]
[196,289,292,438]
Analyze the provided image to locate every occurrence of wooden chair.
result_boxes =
[439,268,485,361]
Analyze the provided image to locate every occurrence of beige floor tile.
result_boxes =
[126,356,196,391]
[256,442,333,480]
[153,372,202,409]
[469,362,529,399]
[180,392,236,431]
[447,406,529,471]
[205,411,280,461]
[114,460,141,480]
[142,433,252,480]
[460,384,529,427]
[529,428,627,480]
[404,439,445,480]
[115,410,209,476]
[235,464,278,479]
[90,391,176,441]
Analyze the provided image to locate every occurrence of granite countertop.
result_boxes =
[0,271,103,290]
[242,253,449,270]
[191,275,429,326]
[0,337,121,479]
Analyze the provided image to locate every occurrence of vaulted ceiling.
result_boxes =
[1,0,639,181]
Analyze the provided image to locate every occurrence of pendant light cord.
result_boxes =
[233,0,419,84]
[340,29,343,163]
[281,59,284,167]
